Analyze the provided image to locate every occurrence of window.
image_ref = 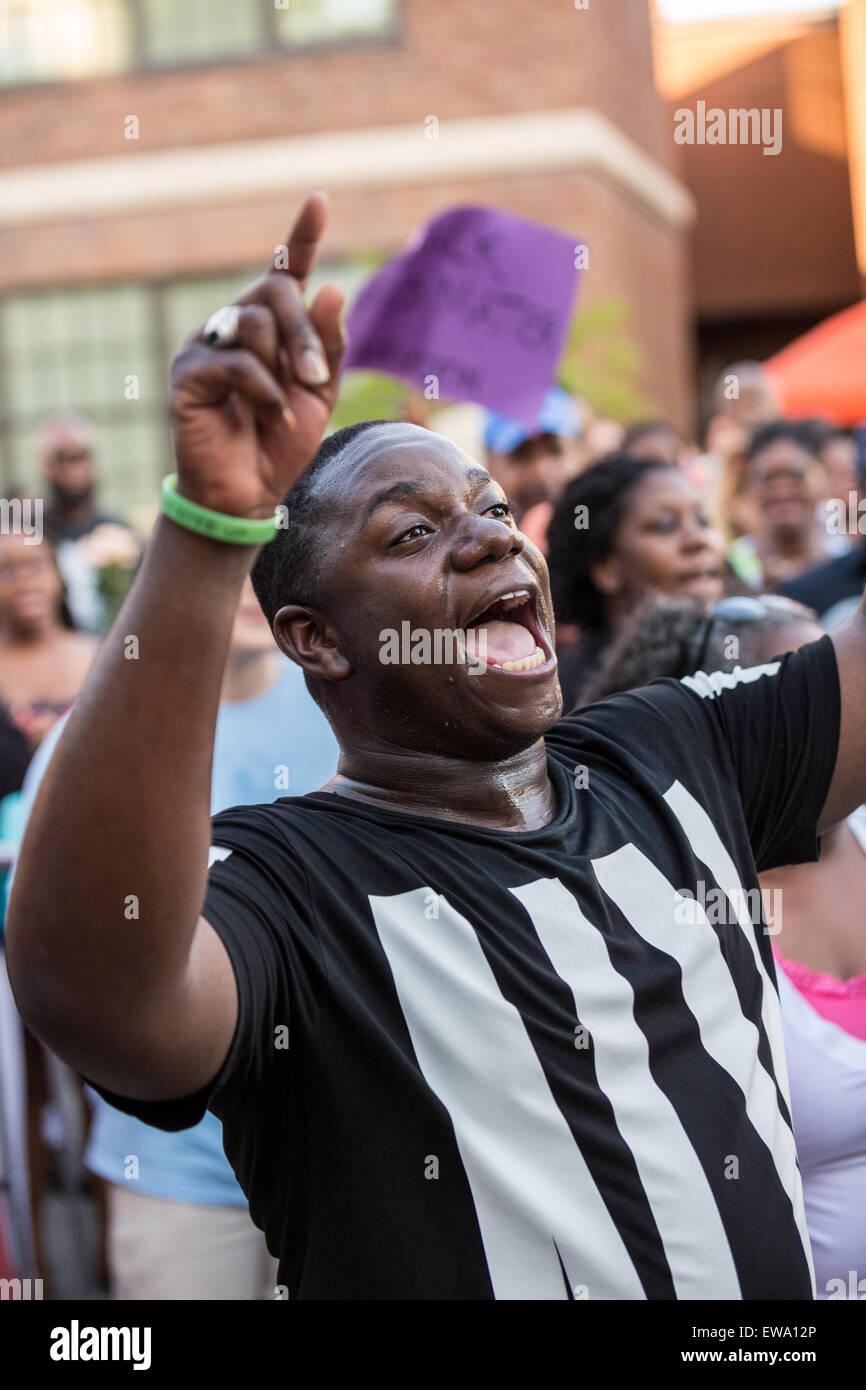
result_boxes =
[0,260,361,518]
[139,0,262,65]
[273,0,398,47]
[0,0,399,85]
[0,281,167,516]
[0,0,130,85]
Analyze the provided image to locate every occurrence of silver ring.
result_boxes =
[203,305,241,349]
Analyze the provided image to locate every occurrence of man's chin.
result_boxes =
[457,661,563,737]
[366,662,562,759]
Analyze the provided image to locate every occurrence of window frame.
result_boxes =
[0,255,361,507]
[0,267,255,503]
[0,0,403,91]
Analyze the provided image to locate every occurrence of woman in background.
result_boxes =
[0,529,98,1287]
[0,532,97,755]
[546,453,725,710]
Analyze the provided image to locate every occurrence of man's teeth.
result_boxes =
[496,590,531,612]
[497,646,546,672]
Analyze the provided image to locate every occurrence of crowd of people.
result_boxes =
[2,210,866,1301]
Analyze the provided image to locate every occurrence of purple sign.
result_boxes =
[342,205,581,428]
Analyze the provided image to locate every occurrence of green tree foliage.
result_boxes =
[558,298,657,422]
[330,369,410,433]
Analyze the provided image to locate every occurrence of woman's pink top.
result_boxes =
[775,954,866,1042]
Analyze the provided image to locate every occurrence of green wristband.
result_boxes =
[160,474,280,546]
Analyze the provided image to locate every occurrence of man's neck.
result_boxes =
[327,737,557,832]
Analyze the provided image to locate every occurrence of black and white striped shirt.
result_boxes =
[101,635,840,1299]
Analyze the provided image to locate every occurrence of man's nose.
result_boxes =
[451,513,524,570]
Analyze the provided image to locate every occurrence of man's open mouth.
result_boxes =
[465,588,555,674]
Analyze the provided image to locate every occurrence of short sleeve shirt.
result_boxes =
[94,636,841,1300]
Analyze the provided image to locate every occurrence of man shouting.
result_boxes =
[9,196,866,1300]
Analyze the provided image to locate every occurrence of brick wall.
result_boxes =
[660,22,859,317]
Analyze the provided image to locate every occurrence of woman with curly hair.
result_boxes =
[545,453,725,709]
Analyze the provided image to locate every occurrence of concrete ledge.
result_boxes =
[0,107,695,230]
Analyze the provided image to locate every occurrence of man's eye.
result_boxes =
[393,522,430,545]
[488,502,512,519]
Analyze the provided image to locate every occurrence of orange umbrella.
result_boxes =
[764,299,866,426]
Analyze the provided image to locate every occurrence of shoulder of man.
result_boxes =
[207,792,365,893]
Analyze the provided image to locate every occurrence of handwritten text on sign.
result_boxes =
[343,206,581,428]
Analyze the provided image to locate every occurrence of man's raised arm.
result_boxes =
[5,194,345,1103]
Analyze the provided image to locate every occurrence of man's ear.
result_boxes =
[588,555,623,597]
[273,605,352,681]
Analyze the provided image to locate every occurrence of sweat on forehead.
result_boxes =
[308,421,480,510]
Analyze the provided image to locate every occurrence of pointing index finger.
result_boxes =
[272,190,328,287]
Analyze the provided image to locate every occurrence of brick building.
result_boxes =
[0,0,693,512]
